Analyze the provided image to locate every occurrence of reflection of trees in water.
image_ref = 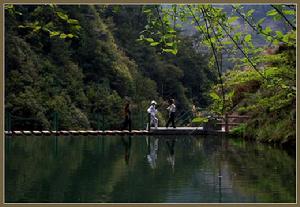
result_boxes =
[6,136,124,202]
[219,138,295,203]
[5,135,295,203]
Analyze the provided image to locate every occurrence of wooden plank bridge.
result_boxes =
[4,126,228,136]
[4,114,249,136]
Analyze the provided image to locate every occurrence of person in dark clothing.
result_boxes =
[123,101,132,131]
[166,99,176,128]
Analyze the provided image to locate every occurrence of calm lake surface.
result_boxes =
[5,135,295,203]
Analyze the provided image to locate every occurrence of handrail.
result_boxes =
[175,110,193,126]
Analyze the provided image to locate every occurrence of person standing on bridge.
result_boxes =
[123,100,132,131]
[166,99,176,128]
[147,100,158,129]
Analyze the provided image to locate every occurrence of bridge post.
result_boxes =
[96,113,100,130]
[225,113,229,132]
[52,112,58,131]
[102,114,105,130]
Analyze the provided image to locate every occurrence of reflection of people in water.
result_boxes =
[146,137,159,169]
[166,139,176,170]
[121,136,132,165]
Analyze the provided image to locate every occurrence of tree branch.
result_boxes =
[232,5,289,44]
[271,5,296,30]
[155,6,166,35]
[187,5,226,113]
[208,7,267,80]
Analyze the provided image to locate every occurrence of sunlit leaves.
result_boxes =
[162,48,177,55]
[275,30,283,38]
[5,4,22,15]
[144,37,154,43]
[227,16,239,24]
[56,11,69,21]
[49,31,60,37]
[282,9,295,15]
[233,32,242,41]
[210,91,220,101]
[139,5,180,55]
[246,9,255,17]
[10,5,81,39]
[244,34,251,42]
[257,17,266,26]
[150,42,160,46]
[263,26,272,34]
[267,9,277,16]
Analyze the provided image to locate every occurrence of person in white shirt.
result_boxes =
[166,99,176,128]
[147,100,158,129]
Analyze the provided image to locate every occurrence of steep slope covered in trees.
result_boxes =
[5,5,216,130]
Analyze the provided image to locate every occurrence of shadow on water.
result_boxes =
[5,135,295,203]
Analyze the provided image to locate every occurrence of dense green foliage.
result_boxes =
[139,4,296,145]
[210,44,296,145]
[5,4,296,146]
[5,5,216,130]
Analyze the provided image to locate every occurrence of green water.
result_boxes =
[5,135,295,203]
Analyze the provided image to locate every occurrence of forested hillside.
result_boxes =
[5,4,296,146]
[5,5,216,130]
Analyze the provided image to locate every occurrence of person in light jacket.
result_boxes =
[147,100,158,129]
[166,99,176,128]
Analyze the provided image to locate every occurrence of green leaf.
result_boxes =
[246,9,255,17]
[145,38,154,43]
[267,36,273,41]
[150,42,160,46]
[5,5,14,9]
[166,42,174,47]
[167,28,176,33]
[67,34,74,38]
[228,16,239,24]
[244,34,252,42]
[67,19,79,24]
[282,34,289,42]
[283,9,295,15]
[59,33,67,39]
[222,41,232,45]
[210,92,220,100]
[33,26,41,32]
[267,9,277,16]
[162,48,177,55]
[257,17,266,25]
[73,25,81,30]
[273,39,279,45]
[164,34,175,39]
[143,9,152,13]
[275,30,283,38]
[50,31,60,37]
[264,26,272,34]
[233,32,242,41]
[56,11,68,21]
[274,14,282,21]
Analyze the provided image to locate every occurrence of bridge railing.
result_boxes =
[5,109,148,132]
[208,114,250,132]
